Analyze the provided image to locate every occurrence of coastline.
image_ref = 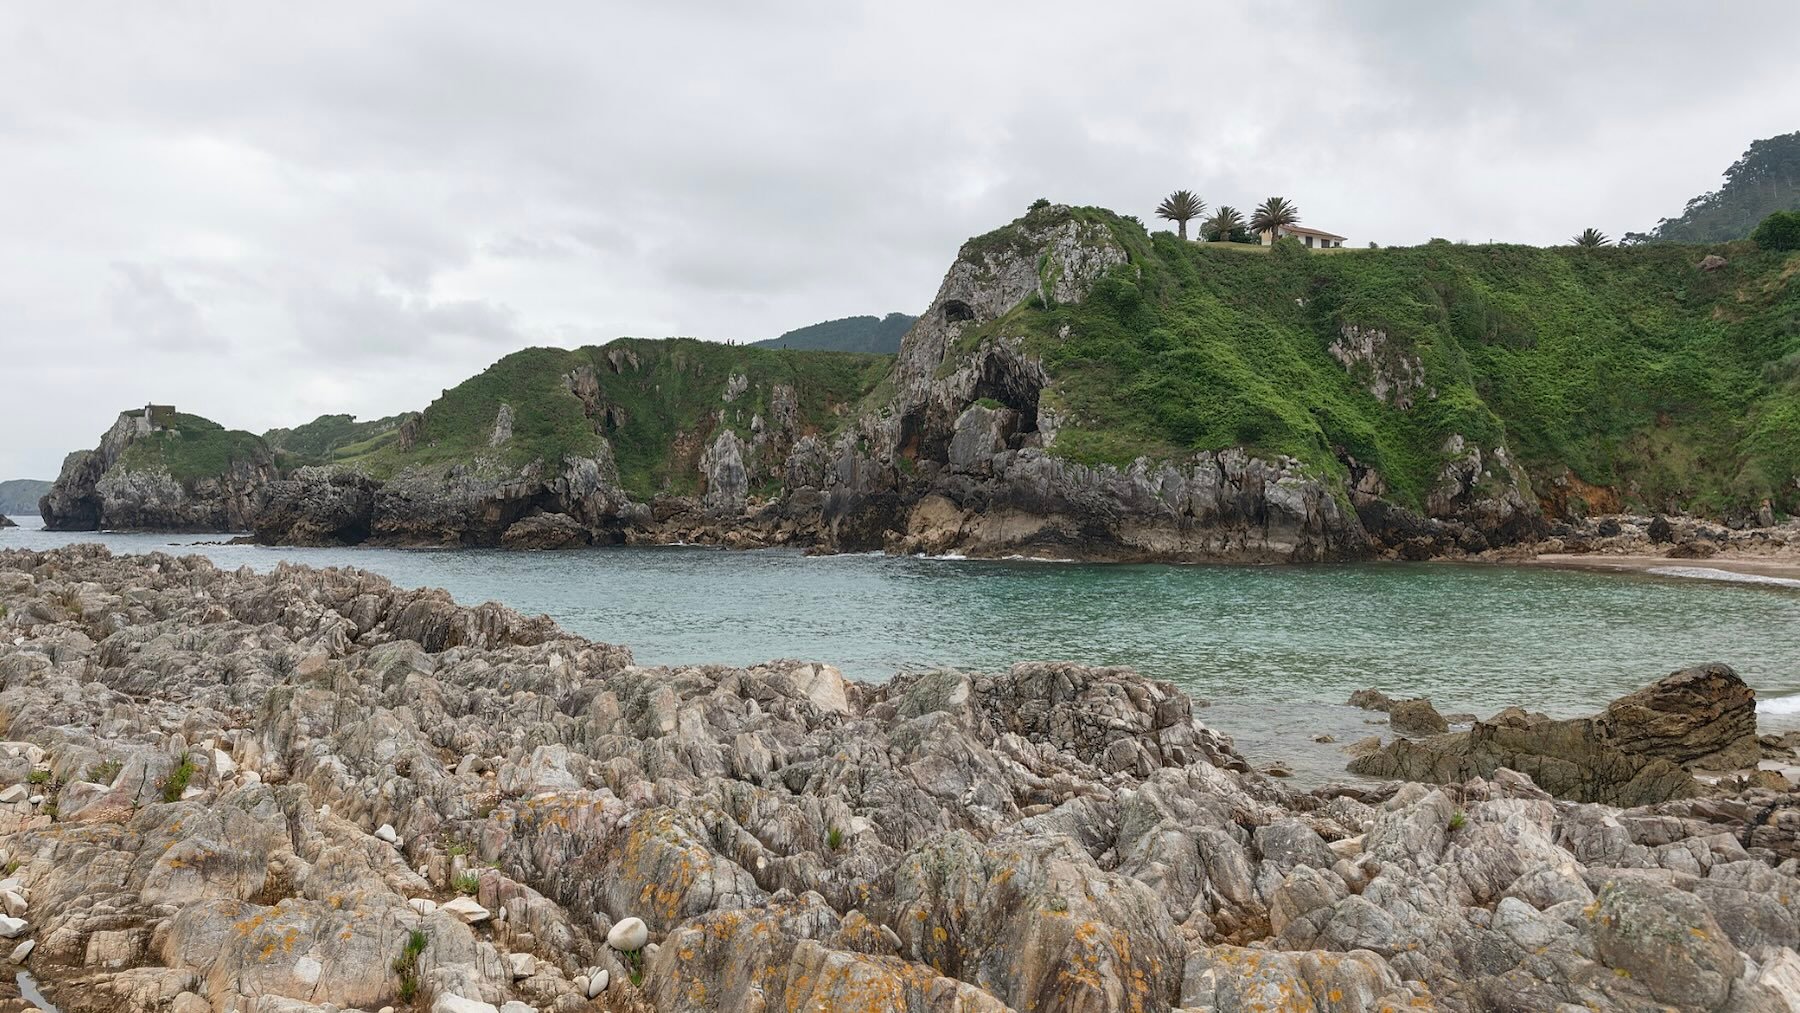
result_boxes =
[1523,551,1800,582]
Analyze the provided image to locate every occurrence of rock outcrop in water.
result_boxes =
[39,409,274,533]
[1348,663,1764,806]
[4,547,1800,1010]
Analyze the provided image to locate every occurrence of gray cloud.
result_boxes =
[2,0,1797,480]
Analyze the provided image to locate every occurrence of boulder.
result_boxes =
[441,896,491,924]
[499,512,589,550]
[606,915,648,951]
[1599,663,1760,770]
[1349,665,1760,804]
[1388,697,1449,736]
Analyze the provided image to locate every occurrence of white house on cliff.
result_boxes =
[1260,224,1348,248]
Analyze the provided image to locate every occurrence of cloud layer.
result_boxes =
[3,1,1797,479]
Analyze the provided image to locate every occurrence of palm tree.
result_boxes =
[1202,206,1245,243]
[1155,190,1206,241]
[1250,197,1301,243]
[1571,228,1610,248]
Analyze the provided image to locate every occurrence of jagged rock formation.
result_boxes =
[1348,664,1764,805]
[4,548,1800,1011]
[39,409,274,532]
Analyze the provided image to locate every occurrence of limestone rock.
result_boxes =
[606,915,648,951]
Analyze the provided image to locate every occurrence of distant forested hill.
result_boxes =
[751,313,916,354]
[1627,131,1800,244]
[0,479,51,515]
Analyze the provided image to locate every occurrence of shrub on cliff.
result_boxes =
[1752,210,1800,252]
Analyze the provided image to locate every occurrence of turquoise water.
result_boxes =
[6,517,1799,775]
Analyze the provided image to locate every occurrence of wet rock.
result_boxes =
[1388,696,1449,736]
[1350,665,1760,805]
[1600,662,1760,770]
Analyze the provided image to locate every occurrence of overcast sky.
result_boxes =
[3,2,1797,481]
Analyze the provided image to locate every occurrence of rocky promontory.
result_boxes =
[40,203,1799,563]
[3,546,1800,1010]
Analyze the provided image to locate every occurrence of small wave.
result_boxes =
[1646,565,1800,589]
[915,552,970,561]
[1760,693,1800,716]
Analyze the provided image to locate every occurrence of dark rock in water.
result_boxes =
[1347,688,1394,712]
[1599,661,1760,770]
[1648,515,1675,543]
[0,516,14,528]
[500,511,590,550]
[1388,697,1449,737]
[1348,663,1761,805]
[1347,715,1700,806]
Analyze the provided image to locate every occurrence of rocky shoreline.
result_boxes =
[2,545,1800,1011]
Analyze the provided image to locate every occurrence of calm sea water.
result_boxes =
[6,516,1799,778]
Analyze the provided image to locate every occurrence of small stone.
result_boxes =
[606,915,648,951]
[7,938,32,962]
[0,915,26,938]
[0,890,24,917]
[431,996,500,1013]
[589,968,610,996]
[1312,734,1335,743]
[572,974,589,996]
[507,950,536,978]
[25,796,41,806]
[441,895,490,924]
[0,786,25,804]
[406,897,437,916]
[499,1003,536,1013]
[374,823,400,844]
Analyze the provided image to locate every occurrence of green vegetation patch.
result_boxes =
[264,413,414,465]
[339,338,887,499]
[983,207,1800,514]
[117,413,269,484]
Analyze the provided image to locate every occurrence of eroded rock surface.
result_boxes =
[1349,664,1764,806]
[2,547,1799,1012]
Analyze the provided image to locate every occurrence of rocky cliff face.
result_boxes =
[35,205,1605,557]
[5,547,1800,1011]
[40,412,275,532]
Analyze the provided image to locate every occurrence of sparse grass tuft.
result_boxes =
[392,928,428,1001]
[161,751,196,803]
[452,871,480,895]
[826,827,844,851]
[86,759,122,784]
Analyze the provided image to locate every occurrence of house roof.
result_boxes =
[1276,224,1348,241]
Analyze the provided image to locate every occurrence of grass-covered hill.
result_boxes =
[332,339,888,498]
[115,411,272,482]
[263,413,414,466]
[750,312,917,354]
[56,203,1800,529]
[949,205,1800,517]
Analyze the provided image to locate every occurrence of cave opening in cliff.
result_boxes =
[942,299,974,324]
[972,355,1041,438]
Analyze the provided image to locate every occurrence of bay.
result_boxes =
[6,517,1798,779]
